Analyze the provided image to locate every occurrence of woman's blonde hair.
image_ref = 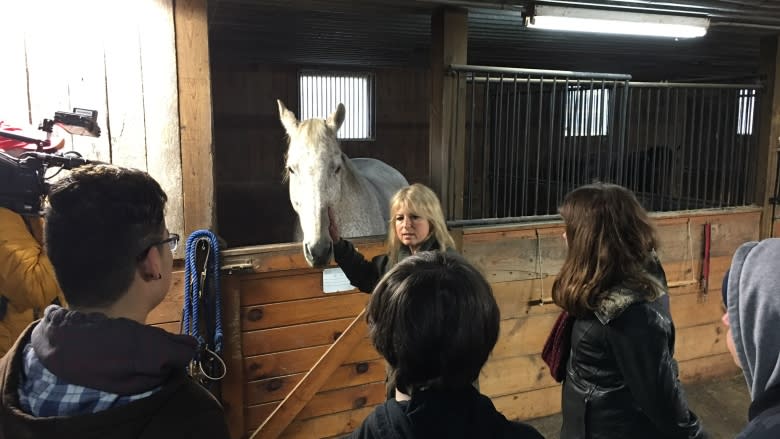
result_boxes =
[386,183,455,266]
[552,183,663,317]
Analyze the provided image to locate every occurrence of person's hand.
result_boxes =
[327,207,340,243]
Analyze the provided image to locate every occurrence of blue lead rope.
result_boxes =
[183,230,223,357]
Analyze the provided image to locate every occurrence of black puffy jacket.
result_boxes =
[560,287,706,439]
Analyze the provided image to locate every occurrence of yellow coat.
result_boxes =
[0,207,63,357]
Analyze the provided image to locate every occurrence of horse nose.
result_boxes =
[304,241,333,267]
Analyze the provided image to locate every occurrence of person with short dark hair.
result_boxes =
[722,239,780,438]
[0,164,230,438]
[554,182,705,439]
[349,251,544,439]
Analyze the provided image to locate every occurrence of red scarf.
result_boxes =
[541,310,575,382]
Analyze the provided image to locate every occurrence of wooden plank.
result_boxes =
[678,352,740,383]
[480,353,558,398]
[492,313,561,359]
[175,0,215,233]
[243,337,380,381]
[758,36,780,239]
[222,238,385,274]
[241,293,368,331]
[272,406,374,439]
[139,0,185,258]
[0,5,29,124]
[674,322,729,362]
[775,219,780,238]
[22,1,73,147]
[246,382,385,429]
[103,1,148,170]
[242,318,354,356]
[146,270,185,325]
[221,274,245,439]
[670,292,726,329]
[54,0,111,163]
[429,7,468,219]
[491,277,562,319]
[252,309,368,439]
[242,272,336,306]
[463,228,568,283]
[492,385,562,422]
[245,359,386,406]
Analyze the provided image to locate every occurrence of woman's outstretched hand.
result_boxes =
[327,207,340,243]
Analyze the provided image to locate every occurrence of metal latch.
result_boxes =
[220,259,253,272]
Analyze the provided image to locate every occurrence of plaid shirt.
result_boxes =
[18,344,158,417]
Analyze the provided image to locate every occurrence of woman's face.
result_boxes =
[393,204,431,252]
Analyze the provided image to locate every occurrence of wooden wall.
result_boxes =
[177,207,758,438]
[0,0,188,254]
[211,65,430,248]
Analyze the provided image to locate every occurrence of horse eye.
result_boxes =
[287,166,295,175]
[335,165,341,174]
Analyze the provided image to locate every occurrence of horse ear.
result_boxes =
[326,103,346,133]
[277,99,299,134]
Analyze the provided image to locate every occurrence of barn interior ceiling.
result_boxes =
[208,0,780,81]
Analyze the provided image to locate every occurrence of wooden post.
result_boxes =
[220,274,245,439]
[175,0,216,235]
[429,7,468,220]
[757,35,780,239]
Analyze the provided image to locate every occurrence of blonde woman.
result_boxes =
[329,183,456,294]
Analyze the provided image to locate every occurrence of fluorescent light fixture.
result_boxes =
[527,5,709,38]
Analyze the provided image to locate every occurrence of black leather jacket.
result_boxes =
[561,287,705,439]
[333,237,442,294]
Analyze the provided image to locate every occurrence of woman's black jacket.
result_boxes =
[560,287,706,439]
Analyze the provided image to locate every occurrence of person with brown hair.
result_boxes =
[553,182,706,439]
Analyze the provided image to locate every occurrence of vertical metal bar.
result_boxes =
[694,88,706,207]
[661,86,671,211]
[509,74,519,216]
[685,88,695,210]
[481,73,491,218]
[703,89,715,206]
[671,87,681,209]
[725,88,737,206]
[534,76,544,215]
[713,87,725,208]
[467,74,476,218]
[547,78,557,214]
[650,87,660,211]
[497,75,507,217]
[619,83,630,187]
[559,78,570,205]
[522,76,531,216]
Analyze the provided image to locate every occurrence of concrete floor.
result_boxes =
[525,374,751,439]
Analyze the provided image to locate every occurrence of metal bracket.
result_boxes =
[220,260,253,272]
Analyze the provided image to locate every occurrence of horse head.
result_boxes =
[278,99,346,267]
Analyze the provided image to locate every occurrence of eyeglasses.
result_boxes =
[157,233,180,252]
[137,233,180,260]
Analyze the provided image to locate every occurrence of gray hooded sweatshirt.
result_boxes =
[726,239,780,438]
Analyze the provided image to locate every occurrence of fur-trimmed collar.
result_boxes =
[594,287,664,324]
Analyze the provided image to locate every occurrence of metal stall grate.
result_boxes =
[448,64,762,220]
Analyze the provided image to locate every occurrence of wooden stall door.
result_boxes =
[218,239,388,439]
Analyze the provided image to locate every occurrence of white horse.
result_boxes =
[277,100,408,267]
